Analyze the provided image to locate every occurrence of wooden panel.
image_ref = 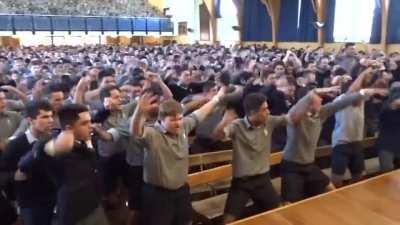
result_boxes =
[229,169,400,225]
[188,164,232,188]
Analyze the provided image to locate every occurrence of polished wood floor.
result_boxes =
[230,169,400,225]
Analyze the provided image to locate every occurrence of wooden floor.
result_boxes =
[229,169,400,225]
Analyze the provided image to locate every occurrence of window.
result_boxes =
[333,0,375,42]
[217,0,239,45]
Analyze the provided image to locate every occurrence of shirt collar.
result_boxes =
[244,117,253,129]
[155,120,168,134]
[25,129,38,144]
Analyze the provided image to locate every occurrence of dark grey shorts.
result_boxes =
[224,172,280,218]
[331,142,365,176]
[281,160,330,202]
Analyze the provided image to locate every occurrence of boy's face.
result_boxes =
[107,89,122,110]
[71,111,92,141]
[50,91,64,113]
[274,65,285,76]
[30,110,54,134]
[250,102,270,125]
[162,114,183,135]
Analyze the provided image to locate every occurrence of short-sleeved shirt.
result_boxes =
[332,94,365,147]
[0,111,22,142]
[97,111,126,158]
[135,114,199,190]
[108,116,145,167]
[225,116,287,178]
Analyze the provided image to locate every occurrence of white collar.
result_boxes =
[25,129,38,144]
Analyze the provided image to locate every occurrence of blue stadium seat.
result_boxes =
[102,17,117,32]
[86,17,102,31]
[147,18,160,32]
[33,16,51,31]
[0,15,13,31]
[117,17,132,32]
[160,18,173,32]
[70,17,86,31]
[52,16,70,31]
[14,15,33,31]
[133,17,146,32]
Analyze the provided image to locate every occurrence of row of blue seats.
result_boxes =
[0,14,173,33]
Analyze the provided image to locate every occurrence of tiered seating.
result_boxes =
[0,14,173,34]
[0,0,163,17]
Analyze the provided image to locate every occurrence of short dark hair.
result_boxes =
[46,82,65,95]
[158,99,183,119]
[217,71,231,86]
[100,85,120,102]
[142,83,163,96]
[131,67,144,78]
[98,67,115,81]
[243,93,267,116]
[345,42,355,49]
[58,104,89,129]
[24,100,52,119]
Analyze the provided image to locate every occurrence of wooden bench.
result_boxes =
[228,169,400,225]
[188,138,377,223]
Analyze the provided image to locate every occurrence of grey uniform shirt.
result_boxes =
[225,116,287,178]
[135,114,199,190]
[108,116,145,167]
[98,111,126,157]
[332,94,365,147]
[107,101,144,165]
[283,92,364,165]
[0,111,22,143]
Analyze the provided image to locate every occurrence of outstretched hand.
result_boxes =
[315,86,341,97]
[137,93,159,115]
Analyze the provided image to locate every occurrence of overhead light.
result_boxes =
[232,26,241,31]
[313,21,325,29]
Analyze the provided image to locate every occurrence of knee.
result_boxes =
[223,214,237,224]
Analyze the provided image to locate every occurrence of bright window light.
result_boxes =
[217,0,239,46]
[333,0,376,42]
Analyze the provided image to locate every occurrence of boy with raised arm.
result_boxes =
[130,88,224,225]
[281,85,383,203]
[213,93,289,224]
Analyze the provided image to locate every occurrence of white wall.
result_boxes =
[333,0,375,42]
[165,0,200,43]
[217,0,239,46]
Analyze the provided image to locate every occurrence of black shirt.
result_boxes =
[22,140,101,225]
[168,83,193,102]
[376,106,400,153]
[1,133,56,208]
[52,141,101,225]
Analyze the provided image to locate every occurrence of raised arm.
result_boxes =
[322,88,386,120]
[289,86,341,125]
[44,130,75,157]
[193,88,225,122]
[182,98,208,115]
[347,67,375,93]
[212,109,237,140]
[73,76,90,104]
[0,85,28,103]
[130,93,158,137]
[91,123,113,141]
